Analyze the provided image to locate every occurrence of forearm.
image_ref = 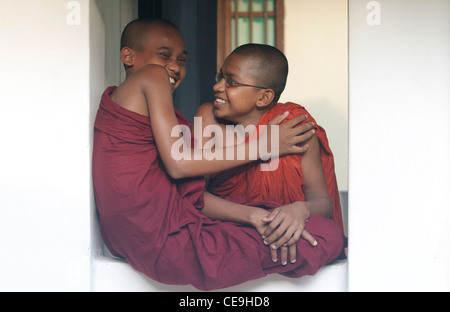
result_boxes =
[143,66,311,179]
[143,66,265,179]
[202,192,264,225]
[304,196,332,219]
[168,141,263,179]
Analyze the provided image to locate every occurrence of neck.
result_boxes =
[232,110,266,129]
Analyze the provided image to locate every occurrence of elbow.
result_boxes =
[165,161,191,180]
[306,196,333,219]
[324,199,333,219]
[324,206,333,219]
[165,166,185,180]
[167,171,184,180]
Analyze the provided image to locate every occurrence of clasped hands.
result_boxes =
[250,201,317,265]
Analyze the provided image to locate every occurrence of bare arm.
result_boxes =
[301,135,332,217]
[201,192,265,226]
[140,65,315,179]
[202,191,318,265]
[262,135,332,247]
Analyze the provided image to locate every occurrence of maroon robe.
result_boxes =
[92,87,345,291]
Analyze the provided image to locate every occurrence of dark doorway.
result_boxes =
[139,0,218,122]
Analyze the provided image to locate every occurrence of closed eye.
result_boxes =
[226,77,239,86]
[159,52,171,59]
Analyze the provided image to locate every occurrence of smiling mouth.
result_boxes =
[169,77,177,87]
[215,98,228,105]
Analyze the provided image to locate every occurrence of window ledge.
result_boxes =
[91,256,348,292]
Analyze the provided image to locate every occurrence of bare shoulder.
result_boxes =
[195,102,218,126]
[302,133,321,160]
[196,102,214,117]
[194,102,229,147]
[111,66,165,117]
[133,64,169,87]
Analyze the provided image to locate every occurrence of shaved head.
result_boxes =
[230,43,288,103]
[119,19,185,73]
[121,19,180,52]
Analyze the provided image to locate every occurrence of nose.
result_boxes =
[166,58,180,74]
[213,76,225,94]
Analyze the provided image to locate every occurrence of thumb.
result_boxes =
[263,208,280,223]
[301,230,318,247]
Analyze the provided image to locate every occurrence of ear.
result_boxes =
[120,47,135,69]
[255,89,276,109]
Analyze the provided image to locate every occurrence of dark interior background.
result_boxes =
[139,0,218,122]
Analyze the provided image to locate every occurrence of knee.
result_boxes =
[307,215,345,261]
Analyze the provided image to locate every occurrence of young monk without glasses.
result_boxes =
[93,19,344,291]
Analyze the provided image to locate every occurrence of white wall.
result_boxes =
[282,0,349,191]
[0,0,138,292]
[0,0,91,291]
[1,0,449,292]
[348,0,450,291]
[89,0,138,259]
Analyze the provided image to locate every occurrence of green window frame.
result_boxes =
[217,0,285,69]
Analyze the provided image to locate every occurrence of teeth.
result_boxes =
[216,98,227,104]
[169,77,175,84]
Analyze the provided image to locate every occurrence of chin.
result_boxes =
[213,108,227,120]
[214,110,235,125]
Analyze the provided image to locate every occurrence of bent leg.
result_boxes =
[258,215,345,278]
[152,215,344,290]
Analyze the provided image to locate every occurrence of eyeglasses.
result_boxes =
[215,71,268,89]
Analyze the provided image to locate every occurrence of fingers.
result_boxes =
[269,242,297,265]
[278,115,316,155]
[291,128,315,145]
[270,114,315,136]
[289,121,315,136]
[282,114,308,128]
[301,230,318,247]
[263,215,297,249]
[284,229,302,247]
[262,208,280,223]
[262,212,284,243]
[266,224,296,250]
[289,244,297,264]
[288,144,309,154]
[283,130,315,155]
[267,111,289,126]
[265,228,317,265]
[280,246,288,265]
[271,246,278,263]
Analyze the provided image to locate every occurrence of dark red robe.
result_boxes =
[92,87,345,291]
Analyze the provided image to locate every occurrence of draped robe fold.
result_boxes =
[92,88,344,291]
[208,102,345,232]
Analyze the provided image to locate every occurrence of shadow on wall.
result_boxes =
[292,97,349,192]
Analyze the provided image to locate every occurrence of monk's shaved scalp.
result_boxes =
[120,19,180,52]
[231,43,289,103]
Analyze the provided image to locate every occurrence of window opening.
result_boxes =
[217,0,284,69]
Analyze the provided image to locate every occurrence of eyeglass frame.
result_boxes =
[215,71,269,90]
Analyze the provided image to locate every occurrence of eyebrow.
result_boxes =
[158,46,188,56]
[221,69,240,81]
